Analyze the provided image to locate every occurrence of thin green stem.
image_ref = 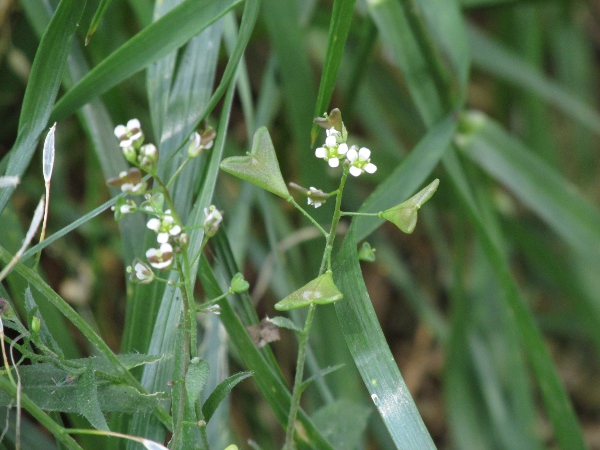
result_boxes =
[283,303,316,450]
[284,166,350,449]
[340,211,380,218]
[320,166,349,274]
[167,158,192,189]
[288,197,328,237]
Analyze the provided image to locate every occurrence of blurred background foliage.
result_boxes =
[1,0,600,448]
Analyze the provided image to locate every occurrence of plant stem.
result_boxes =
[320,166,349,274]
[340,211,380,217]
[288,197,328,237]
[284,166,349,449]
[283,302,316,450]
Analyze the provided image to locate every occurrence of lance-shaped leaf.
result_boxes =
[220,127,290,199]
[379,179,439,234]
[275,271,343,311]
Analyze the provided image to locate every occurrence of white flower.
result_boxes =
[203,205,223,237]
[346,146,377,177]
[114,119,144,151]
[128,260,154,284]
[146,243,174,270]
[147,211,182,244]
[315,134,348,168]
[307,187,326,208]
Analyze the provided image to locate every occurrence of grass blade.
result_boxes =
[333,226,436,448]
[51,0,242,121]
[311,0,357,144]
[0,0,86,214]
[456,111,600,257]
[468,25,600,135]
[442,148,587,450]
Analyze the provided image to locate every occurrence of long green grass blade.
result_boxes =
[442,148,587,450]
[456,111,600,258]
[333,227,436,448]
[0,0,86,215]
[311,0,357,144]
[51,0,242,121]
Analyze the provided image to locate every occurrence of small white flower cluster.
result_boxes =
[315,128,348,168]
[144,210,186,270]
[114,119,158,172]
[314,127,377,177]
[147,210,182,244]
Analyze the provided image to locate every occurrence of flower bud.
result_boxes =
[203,205,222,237]
[31,316,41,334]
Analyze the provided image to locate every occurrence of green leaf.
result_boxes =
[268,316,302,333]
[274,271,343,311]
[202,372,252,422]
[51,0,242,121]
[76,368,109,430]
[220,126,290,199]
[85,0,113,45]
[230,272,250,293]
[0,358,164,414]
[379,178,439,234]
[0,0,86,215]
[311,399,371,449]
[333,227,436,448]
[185,358,210,411]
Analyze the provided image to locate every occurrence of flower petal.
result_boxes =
[325,135,337,147]
[349,166,362,177]
[346,148,358,162]
[328,158,339,168]
[365,163,377,173]
[338,143,348,155]
[315,147,326,158]
[147,218,161,231]
[358,147,371,160]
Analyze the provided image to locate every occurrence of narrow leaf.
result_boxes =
[85,0,112,45]
[185,358,210,411]
[201,372,252,422]
[0,0,86,214]
[311,0,357,144]
[456,111,600,257]
[76,368,109,430]
[51,0,242,120]
[333,227,436,448]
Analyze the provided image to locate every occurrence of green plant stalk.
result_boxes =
[288,197,328,237]
[283,165,349,448]
[283,302,316,450]
[321,166,349,274]
[0,376,83,450]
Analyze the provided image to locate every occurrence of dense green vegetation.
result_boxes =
[0,0,599,448]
